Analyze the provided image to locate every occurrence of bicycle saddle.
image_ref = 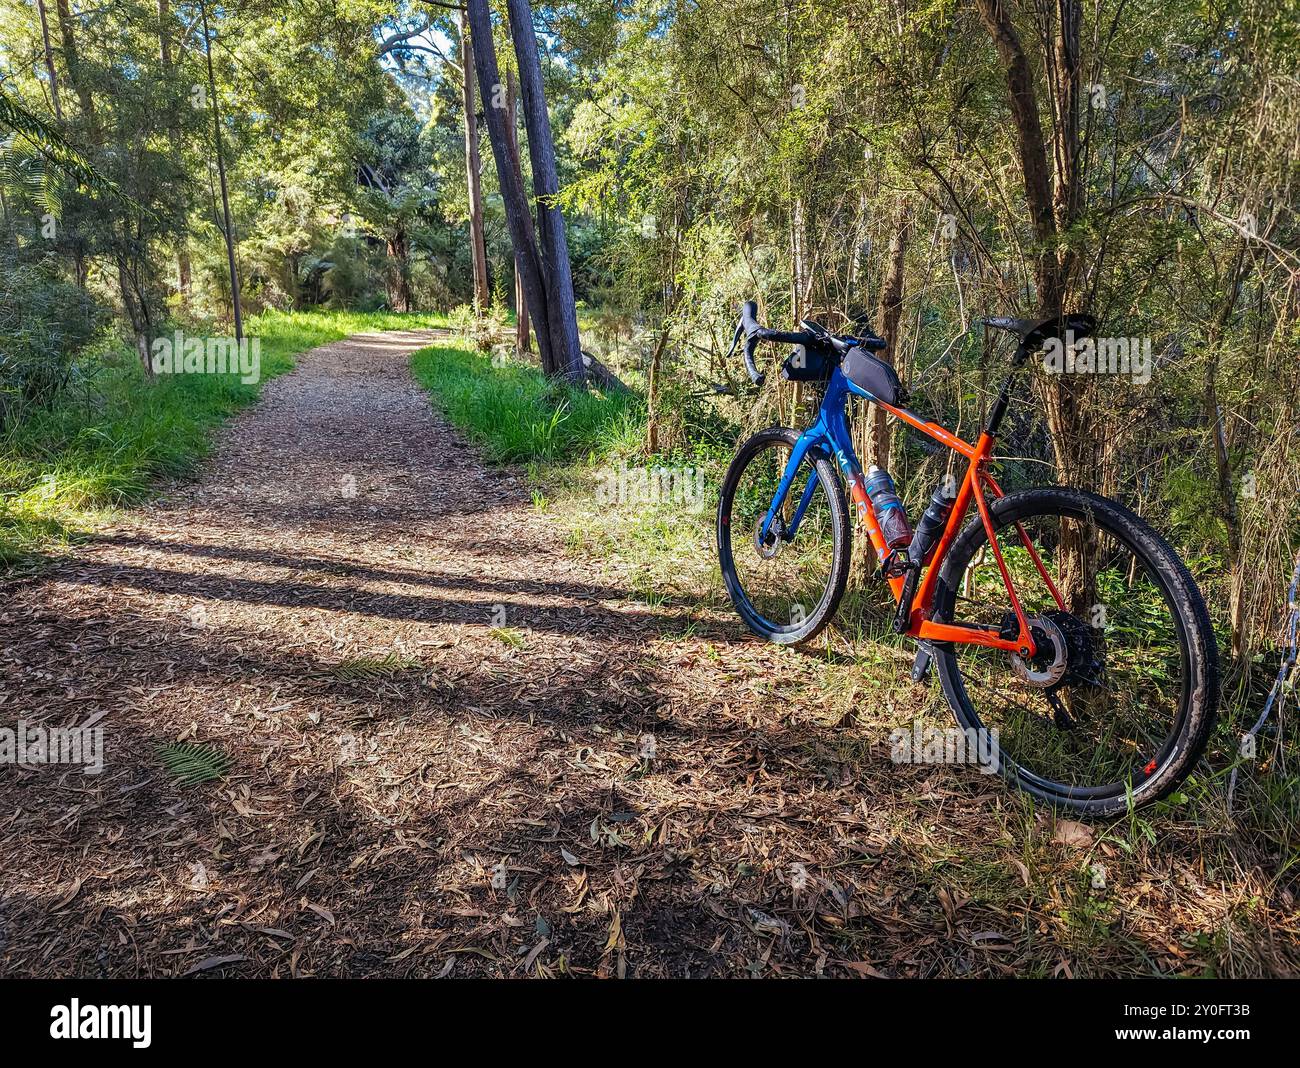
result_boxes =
[984,314,1097,351]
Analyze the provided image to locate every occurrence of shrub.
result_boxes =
[0,251,106,428]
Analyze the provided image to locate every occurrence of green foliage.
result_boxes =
[327,653,424,680]
[0,0,1295,662]
[0,249,107,425]
[0,87,121,199]
[312,234,389,311]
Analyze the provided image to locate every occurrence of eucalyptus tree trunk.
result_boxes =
[868,201,912,468]
[507,72,530,355]
[460,11,491,314]
[975,0,1093,470]
[976,0,1099,619]
[36,0,62,120]
[465,0,555,374]
[118,255,156,379]
[790,194,808,321]
[505,0,584,381]
[158,0,191,298]
[385,229,414,312]
[54,0,96,129]
[200,0,243,340]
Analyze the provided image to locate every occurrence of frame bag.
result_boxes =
[843,344,905,405]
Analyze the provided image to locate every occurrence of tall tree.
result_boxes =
[868,200,912,467]
[157,0,191,298]
[199,0,243,340]
[506,69,530,355]
[35,0,62,121]
[973,0,1089,459]
[460,11,491,313]
[465,0,557,374]
[353,112,435,313]
[54,0,95,129]
[505,0,584,380]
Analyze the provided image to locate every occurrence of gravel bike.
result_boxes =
[717,302,1218,814]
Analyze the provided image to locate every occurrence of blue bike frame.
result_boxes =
[758,366,871,548]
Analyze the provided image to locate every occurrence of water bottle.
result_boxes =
[863,466,912,549]
[908,480,958,567]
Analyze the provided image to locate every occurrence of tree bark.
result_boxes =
[465,0,555,374]
[507,71,531,355]
[54,0,96,128]
[200,0,243,340]
[1035,0,1098,506]
[790,194,807,320]
[868,201,912,468]
[645,325,670,454]
[158,0,191,298]
[506,0,584,381]
[977,0,1103,627]
[973,0,1059,310]
[514,261,531,353]
[460,12,491,314]
[386,229,414,312]
[118,254,155,379]
[977,0,1095,479]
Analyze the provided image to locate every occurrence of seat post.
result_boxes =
[983,344,1031,438]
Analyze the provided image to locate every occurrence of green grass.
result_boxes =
[410,344,643,463]
[0,309,446,567]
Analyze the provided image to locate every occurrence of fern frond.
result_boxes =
[326,653,423,681]
[0,89,145,216]
[156,742,233,786]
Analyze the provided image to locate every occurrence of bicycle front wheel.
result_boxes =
[931,487,1219,814]
[717,428,850,645]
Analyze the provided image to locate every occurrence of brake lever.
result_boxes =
[725,317,745,361]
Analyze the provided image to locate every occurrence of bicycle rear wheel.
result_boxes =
[931,487,1218,814]
[717,428,850,644]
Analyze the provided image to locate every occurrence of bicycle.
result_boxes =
[716,302,1219,814]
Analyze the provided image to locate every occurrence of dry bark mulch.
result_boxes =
[1,329,1293,978]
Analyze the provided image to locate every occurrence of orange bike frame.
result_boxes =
[842,396,1065,660]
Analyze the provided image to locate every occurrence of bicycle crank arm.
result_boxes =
[910,640,934,683]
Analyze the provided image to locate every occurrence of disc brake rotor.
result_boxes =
[754,516,786,559]
[1009,614,1069,689]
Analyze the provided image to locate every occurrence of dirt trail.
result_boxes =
[0,330,1282,977]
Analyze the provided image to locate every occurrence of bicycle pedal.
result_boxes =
[910,641,934,682]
